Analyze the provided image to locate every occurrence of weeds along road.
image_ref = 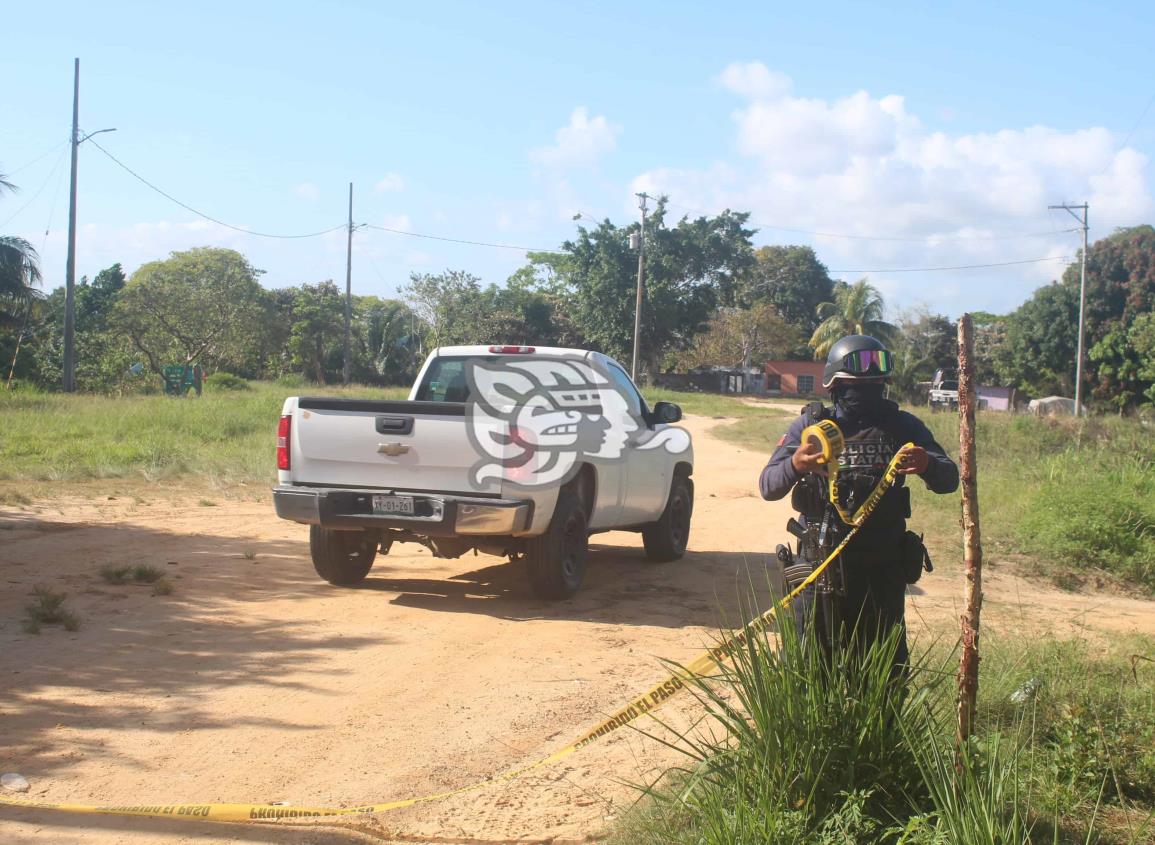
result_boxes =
[2,415,1154,845]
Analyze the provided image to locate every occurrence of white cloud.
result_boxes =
[717,61,792,100]
[635,62,1154,313]
[379,213,411,232]
[294,182,320,201]
[531,107,621,168]
[375,172,405,193]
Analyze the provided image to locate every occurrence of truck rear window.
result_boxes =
[415,357,495,402]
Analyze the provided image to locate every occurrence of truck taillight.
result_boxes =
[488,345,536,354]
[276,415,291,470]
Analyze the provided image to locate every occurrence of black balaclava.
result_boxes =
[831,381,887,422]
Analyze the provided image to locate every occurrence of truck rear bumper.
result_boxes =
[272,485,532,537]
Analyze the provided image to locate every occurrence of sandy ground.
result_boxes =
[2,415,1154,845]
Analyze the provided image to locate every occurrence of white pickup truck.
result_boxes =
[928,367,960,413]
[273,345,694,599]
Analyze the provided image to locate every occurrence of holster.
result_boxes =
[902,530,933,584]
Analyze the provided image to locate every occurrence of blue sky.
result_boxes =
[3,1,1154,317]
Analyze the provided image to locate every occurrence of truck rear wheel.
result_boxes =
[310,526,378,585]
[525,490,588,600]
[643,475,693,562]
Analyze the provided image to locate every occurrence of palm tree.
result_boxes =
[808,279,897,359]
[0,173,45,329]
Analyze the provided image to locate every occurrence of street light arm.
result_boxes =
[78,127,117,145]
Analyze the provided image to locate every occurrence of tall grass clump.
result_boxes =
[615,617,1155,845]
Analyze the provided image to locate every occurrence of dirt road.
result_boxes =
[2,416,1153,845]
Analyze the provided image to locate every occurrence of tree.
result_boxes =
[993,226,1155,407]
[1129,312,1155,408]
[553,200,755,375]
[1,173,43,327]
[282,281,344,383]
[113,247,269,375]
[402,270,488,347]
[674,303,802,371]
[971,314,1007,386]
[353,295,420,385]
[743,245,834,348]
[808,279,898,359]
[994,282,1078,398]
[889,308,956,400]
[1064,225,1155,408]
[0,236,43,330]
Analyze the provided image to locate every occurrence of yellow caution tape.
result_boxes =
[0,422,911,826]
[803,419,913,528]
[801,419,844,465]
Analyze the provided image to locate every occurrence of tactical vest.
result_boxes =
[791,403,910,534]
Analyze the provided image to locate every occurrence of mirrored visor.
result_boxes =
[841,349,893,375]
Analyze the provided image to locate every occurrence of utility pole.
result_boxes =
[63,58,80,393]
[343,182,353,385]
[61,58,115,393]
[630,192,649,382]
[1049,202,1089,416]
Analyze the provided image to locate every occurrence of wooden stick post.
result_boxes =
[956,314,983,745]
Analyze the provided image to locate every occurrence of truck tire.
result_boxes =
[525,490,588,600]
[642,475,693,562]
[310,526,378,585]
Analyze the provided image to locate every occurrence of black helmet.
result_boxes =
[822,335,894,388]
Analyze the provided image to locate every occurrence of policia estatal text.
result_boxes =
[760,335,959,670]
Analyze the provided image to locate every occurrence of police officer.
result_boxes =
[759,335,959,671]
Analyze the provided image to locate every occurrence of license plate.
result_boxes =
[372,495,415,515]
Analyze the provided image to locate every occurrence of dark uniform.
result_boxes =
[760,399,959,669]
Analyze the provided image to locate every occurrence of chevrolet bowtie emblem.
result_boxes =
[377,442,410,457]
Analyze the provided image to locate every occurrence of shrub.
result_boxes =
[23,586,80,633]
[204,371,251,391]
[614,620,1155,844]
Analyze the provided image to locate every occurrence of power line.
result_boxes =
[360,223,562,253]
[0,144,70,229]
[1102,89,1155,176]
[829,255,1072,274]
[87,138,346,240]
[41,141,71,256]
[661,199,1079,242]
[4,137,70,177]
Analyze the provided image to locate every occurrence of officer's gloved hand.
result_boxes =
[896,445,929,475]
[791,438,828,475]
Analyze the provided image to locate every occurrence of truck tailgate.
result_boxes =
[289,398,501,495]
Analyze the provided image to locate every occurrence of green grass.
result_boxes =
[23,586,81,633]
[99,563,166,585]
[912,411,1155,593]
[0,381,407,487]
[645,387,798,421]
[609,621,1155,844]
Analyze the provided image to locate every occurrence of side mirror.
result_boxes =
[651,401,682,425]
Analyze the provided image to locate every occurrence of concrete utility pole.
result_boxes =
[1049,202,1090,416]
[63,59,80,393]
[343,182,354,386]
[630,192,649,382]
[62,58,115,393]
